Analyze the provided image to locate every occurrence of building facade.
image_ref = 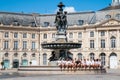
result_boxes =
[0,0,120,69]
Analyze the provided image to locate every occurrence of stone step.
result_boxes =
[18,66,106,75]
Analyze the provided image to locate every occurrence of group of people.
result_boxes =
[57,58,102,71]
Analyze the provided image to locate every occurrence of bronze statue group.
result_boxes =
[54,11,68,32]
[57,58,103,71]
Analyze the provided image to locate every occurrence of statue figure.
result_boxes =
[61,11,68,31]
[54,2,68,33]
[49,51,56,61]
[54,12,61,31]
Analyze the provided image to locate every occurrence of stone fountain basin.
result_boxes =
[42,42,81,49]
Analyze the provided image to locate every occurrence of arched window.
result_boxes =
[43,53,47,65]
[105,14,111,19]
[110,36,116,48]
[110,53,117,56]
[23,53,27,57]
[89,53,95,60]
[4,53,9,57]
[32,53,35,57]
[78,53,82,60]
[14,53,18,57]
[100,53,106,66]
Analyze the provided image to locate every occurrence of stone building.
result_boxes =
[0,0,120,69]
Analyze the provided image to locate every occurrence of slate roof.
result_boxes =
[0,6,120,27]
[99,5,120,11]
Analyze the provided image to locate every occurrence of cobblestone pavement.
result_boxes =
[0,69,120,80]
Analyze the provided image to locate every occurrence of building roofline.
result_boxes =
[0,11,95,17]
[0,11,34,16]
[99,5,120,11]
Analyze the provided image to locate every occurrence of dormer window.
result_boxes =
[30,22,36,27]
[78,20,84,25]
[44,22,49,27]
[116,14,120,19]
[105,15,111,19]
[12,20,20,26]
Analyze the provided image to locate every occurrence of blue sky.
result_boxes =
[0,0,111,14]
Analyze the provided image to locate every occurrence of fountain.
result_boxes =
[18,2,106,74]
[42,2,81,63]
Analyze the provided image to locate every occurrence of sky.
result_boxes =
[0,0,112,14]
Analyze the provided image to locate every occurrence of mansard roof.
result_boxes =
[0,7,120,27]
[99,5,120,11]
[0,11,40,26]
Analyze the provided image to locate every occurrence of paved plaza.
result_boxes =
[0,69,120,80]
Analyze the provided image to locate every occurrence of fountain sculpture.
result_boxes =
[42,2,82,62]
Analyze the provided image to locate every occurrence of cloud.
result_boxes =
[64,7,76,13]
[54,6,76,13]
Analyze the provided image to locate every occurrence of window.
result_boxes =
[44,22,49,27]
[69,33,73,38]
[14,53,18,57]
[116,14,120,19]
[23,53,27,57]
[52,33,55,38]
[101,31,105,36]
[105,14,111,19]
[31,22,36,27]
[4,41,9,49]
[100,53,106,66]
[90,40,94,48]
[23,33,27,38]
[43,34,47,39]
[90,31,94,37]
[4,32,9,38]
[43,53,47,65]
[14,41,18,50]
[4,53,9,57]
[32,34,35,39]
[14,32,18,38]
[32,53,35,57]
[101,39,105,48]
[78,20,84,25]
[111,36,116,48]
[78,32,82,38]
[23,41,27,50]
[13,20,20,26]
[78,53,82,60]
[90,53,95,60]
[32,41,35,50]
